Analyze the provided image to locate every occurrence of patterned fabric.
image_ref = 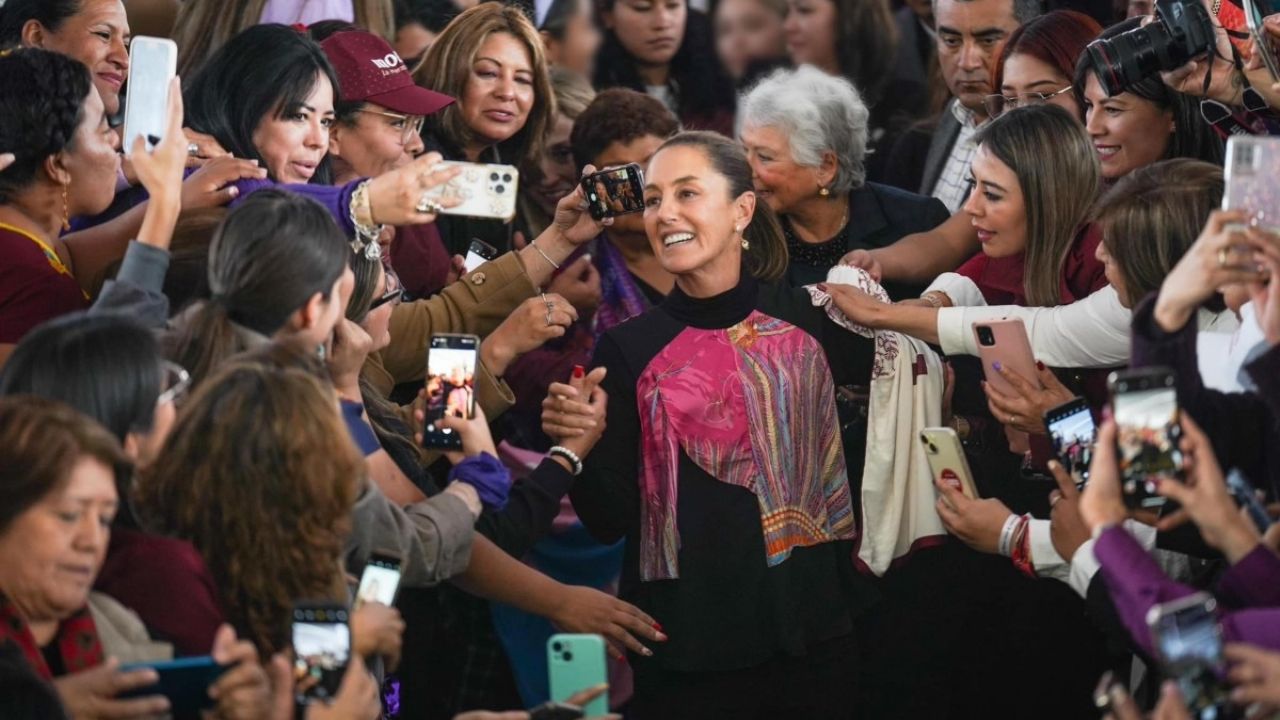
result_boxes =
[0,593,103,680]
[635,310,855,580]
[593,236,651,335]
[931,102,980,213]
[807,265,901,380]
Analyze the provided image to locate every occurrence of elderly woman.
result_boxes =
[0,396,269,719]
[739,65,949,297]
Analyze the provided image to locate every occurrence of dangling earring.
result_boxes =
[819,186,830,197]
[60,182,71,231]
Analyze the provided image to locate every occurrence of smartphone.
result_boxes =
[920,427,978,499]
[354,552,402,609]
[418,161,519,221]
[973,318,1042,397]
[1146,592,1241,720]
[1226,469,1275,533]
[1245,0,1280,82]
[547,634,607,717]
[581,164,644,220]
[1044,397,1096,489]
[122,37,178,152]
[1223,136,1280,234]
[529,701,586,720]
[291,602,350,705]
[462,238,499,273]
[119,656,227,715]
[1109,367,1182,510]
[422,333,479,449]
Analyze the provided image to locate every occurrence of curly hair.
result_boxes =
[570,87,678,171]
[0,48,91,203]
[134,361,360,657]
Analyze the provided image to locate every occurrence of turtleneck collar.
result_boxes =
[661,267,759,329]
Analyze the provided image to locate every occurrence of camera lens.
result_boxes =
[494,184,504,194]
[563,651,574,662]
[490,173,499,181]
[502,173,512,182]
[976,326,995,346]
[552,641,562,652]
[1085,0,1214,95]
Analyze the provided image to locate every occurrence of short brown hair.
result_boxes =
[1093,159,1224,306]
[414,3,553,169]
[570,88,679,171]
[0,396,125,535]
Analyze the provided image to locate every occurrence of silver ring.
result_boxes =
[545,310,554,326]
[187,142,200,157]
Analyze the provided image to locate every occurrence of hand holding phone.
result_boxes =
[355,553,402,609]
[547,634,608,717]
[920,427,979,499]
[422,334,480,449]
[1109,368,1181,509]
[1146,593,1241,719]
[1044,398,1096,489]
[118,656,227,715]
[581,164,644,220]
[292,603,350,705]
[122,37,178,153]
[973,319,1042,397]
[418,161,519,221]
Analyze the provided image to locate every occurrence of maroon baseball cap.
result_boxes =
[321,30,454,116]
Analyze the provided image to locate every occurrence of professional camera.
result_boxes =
[1085,0,1216,96]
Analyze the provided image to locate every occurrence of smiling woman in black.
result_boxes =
[566,132,875,719]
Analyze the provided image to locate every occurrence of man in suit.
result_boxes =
[882,0,1040,211]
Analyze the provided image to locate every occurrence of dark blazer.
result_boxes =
[785,181,951,300]
[881,98,964,198]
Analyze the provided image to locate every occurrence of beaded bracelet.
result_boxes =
[548,445,583,475]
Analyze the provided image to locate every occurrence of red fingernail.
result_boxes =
[653,622,664,632]
[817,283,828,292]
[572,365,585,379]
[1036,361,1045,371]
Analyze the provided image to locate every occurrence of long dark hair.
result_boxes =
[166,190,349,388]
[830,0,898,106]
[0,313,162,441]
[592,2,734,127]
[0,48,91,203]
[653,131,787,282]
[183,24,341,184]
[1074,18,1223,168]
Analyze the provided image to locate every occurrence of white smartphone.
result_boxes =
[419,161,520,222]
[462,238,499,273]
[920,427,979,499]
[122,37,178,152]
[1223,136,1280,234]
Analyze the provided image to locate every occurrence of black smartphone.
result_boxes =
[1226,469,1275,533]
[463,238,499,273]
[422,333,480,449]
[291,602,350,705]
[1146,593,1242,720]
[1043,397,1095,489]
[1109,367,1181,509]
[581,164,644,220]
[529,701,586,720]
[355,552,402,609]
[119,656,227,715]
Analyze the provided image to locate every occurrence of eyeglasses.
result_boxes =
[983,85,1074,119]
[158,360,191,406]
[357,109,425,146]
[368,267,406,311]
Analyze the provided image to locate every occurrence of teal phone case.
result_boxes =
[547,633,608,716]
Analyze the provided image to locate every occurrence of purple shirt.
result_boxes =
[259,0,354,25]
[1094,526,1280,656]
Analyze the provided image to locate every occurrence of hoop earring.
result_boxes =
[61,182,71,231]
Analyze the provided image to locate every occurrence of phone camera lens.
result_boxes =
[495,185,505,194]
[551,641,562,652]
[502,173,512,182]
[976,326,995,346]
[563,651,574,662]
[490,173,499,181]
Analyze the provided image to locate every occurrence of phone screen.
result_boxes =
[422,334,479,448]
[292,605,350,704]
[1112,372,1180,509]
[123,38,177,152]
[583,165,644,220]
[1245,0,1280,81]
[1046,401,1095,488]
[1151,597,1234,718]
[463,239,498,273]
[355,554,402,608]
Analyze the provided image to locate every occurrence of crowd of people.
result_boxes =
[2,0,1280,717]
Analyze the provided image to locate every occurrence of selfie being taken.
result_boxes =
[3,0,1280,718]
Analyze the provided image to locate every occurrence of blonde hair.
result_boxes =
[413,3,553,169]
[172,0,394,78]
[973,104,1100,307]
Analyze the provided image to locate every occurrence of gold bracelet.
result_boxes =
[530,239,561,269]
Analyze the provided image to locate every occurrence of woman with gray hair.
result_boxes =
[740,65,949,296]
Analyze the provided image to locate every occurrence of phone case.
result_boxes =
[920,427,978,499]
[119,656,227,715]
[973,318,1042,397]
[1223,136,1280,233]
[582,164,645,220]
[547,634,608,717]
[420,162,519,221]
[122,37,178,153]
[1245,0,1280,82]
